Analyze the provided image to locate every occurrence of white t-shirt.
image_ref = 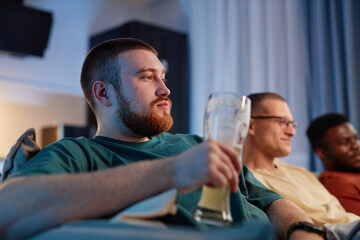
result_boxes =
[251,159,359,226]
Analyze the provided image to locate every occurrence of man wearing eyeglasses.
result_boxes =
[243,92,360,239]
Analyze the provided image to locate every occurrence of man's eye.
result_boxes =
[339,140,350,145]
[162,78,168,84]
[279,118,287,123]
[143,75,152,80]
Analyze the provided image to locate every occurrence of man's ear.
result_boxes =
[315,148,327,161]
[93,81,112,106]
[247,118,256,136]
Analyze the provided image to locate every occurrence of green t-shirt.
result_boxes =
[10,132,281,229]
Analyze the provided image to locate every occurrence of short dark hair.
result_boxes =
[306,113,349,149]
[80,38,157,112]
[247,92,286,114]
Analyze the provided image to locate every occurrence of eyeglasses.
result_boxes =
[251,116,299,130]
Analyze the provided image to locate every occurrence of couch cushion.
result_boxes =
[1,128,40,182]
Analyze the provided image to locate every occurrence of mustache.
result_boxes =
[350,150,360,157]
[151,97,172,106]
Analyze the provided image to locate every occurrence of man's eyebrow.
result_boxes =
[135,68,166,74]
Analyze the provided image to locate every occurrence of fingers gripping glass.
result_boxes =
[251,116,299,130]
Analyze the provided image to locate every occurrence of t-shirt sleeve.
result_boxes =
[8,139,90,178]
[241,164,283,210]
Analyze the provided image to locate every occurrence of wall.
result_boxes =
[0,81,87,153]
[0,0,187,158]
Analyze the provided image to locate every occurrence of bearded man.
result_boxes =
[0,39,323,240]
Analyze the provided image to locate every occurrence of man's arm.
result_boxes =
[266,199,324,240]
[0,140,241,239]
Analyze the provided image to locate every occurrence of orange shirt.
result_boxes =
[320,171,360,216]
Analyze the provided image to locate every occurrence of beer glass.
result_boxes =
[193,92,251,226]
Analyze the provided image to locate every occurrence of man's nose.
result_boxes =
[285,125,297,137]
[351,138,360,150]
[155,79,171,97]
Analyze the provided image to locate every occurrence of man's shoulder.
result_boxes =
[45,136,96,149]
[320,171,359,182]
[157,132,203,143]
[7,137,98,178]
[38,137,108,158]
[275,159,321,180]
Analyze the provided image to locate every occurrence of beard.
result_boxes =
[116,92,173,138]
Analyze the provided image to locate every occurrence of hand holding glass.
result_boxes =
[193,92,251,226]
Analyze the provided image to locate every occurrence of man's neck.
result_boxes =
[243,150,277,171]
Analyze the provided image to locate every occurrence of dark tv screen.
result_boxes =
[0,2,52,56]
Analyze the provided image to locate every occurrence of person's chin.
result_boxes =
[348,164,360,173]
[350,159,360,169]
[279,148,291,157]
[156,110,171,117]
